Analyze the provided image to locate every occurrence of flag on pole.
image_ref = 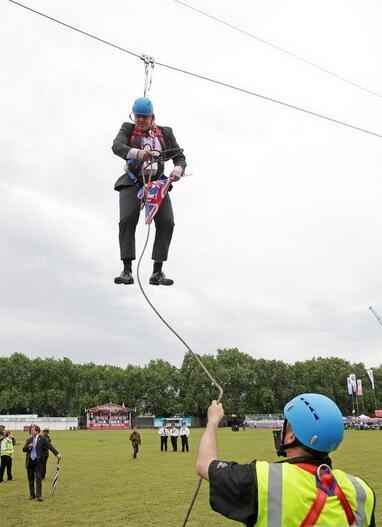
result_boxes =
[357,379,363,397]
[349,374,357,394]
[346,377,353,395]
[366,369,375,390]
[51,459,60,497]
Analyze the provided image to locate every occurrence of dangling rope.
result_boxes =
[140,54,155,97]
[135,152,223,526]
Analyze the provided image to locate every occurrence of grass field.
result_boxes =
[2,428,380,526]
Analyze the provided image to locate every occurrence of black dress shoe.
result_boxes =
[37,497,43,502]
[114,270,134,285]
[149,271,174,286]
[29,496,36,500]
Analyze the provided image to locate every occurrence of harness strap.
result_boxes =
[297,463,355,527]
[335,483,357,525]
[129,125,167,151]
[300,487,328,527]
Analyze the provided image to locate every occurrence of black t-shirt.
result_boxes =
[208,457,376,526]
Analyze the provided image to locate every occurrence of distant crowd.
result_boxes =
[344,421,382,431]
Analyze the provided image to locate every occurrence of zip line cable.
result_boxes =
[7,0,382,140]
[8,0,141,59]
[173,0,382,100]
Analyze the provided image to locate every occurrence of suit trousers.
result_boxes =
[27,459,42,498]
[160,436,168,451]
[119,185,174,261]
[41,456,48,480]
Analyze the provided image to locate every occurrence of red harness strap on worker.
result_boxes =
[296,463,356,527]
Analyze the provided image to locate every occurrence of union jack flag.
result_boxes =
[137,177,172,224]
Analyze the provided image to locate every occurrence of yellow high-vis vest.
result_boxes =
[0,437,14,457]
[256,461,374,527]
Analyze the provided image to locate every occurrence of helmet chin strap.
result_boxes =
[275,419,321,458]
[277,438,301,457]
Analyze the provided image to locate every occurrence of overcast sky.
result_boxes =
[1,0,382,370]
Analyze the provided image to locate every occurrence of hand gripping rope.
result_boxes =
[135,152,223,526]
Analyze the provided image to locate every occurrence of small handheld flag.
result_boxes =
[137,177,172,224]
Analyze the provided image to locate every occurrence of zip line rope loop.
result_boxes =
[136,149,223,402]
[135,149,223,527]
[140,54,155,97]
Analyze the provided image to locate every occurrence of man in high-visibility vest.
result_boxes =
[196,393,376,526]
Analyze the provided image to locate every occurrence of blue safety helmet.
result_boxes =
[131,96,154,116]
[284,393,344,453]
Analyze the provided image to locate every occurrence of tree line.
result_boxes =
[0,351,380,418]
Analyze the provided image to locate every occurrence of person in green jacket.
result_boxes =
[0,430,15,482]
[196,393,376,526]
[129,427,141,459]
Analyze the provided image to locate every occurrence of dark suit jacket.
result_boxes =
[112,122,187,191]
[23,435,59,468]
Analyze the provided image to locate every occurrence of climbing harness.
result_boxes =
[296,463,356,526]
[140,53,155,97]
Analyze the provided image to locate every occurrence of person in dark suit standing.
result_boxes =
[23,424,61,501]
[112,96,187,287]
[41,428,51,480]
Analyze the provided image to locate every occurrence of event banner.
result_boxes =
[349,374,357,393]
[346,377,353,395]
[366,368,375,390]
[154,417,192,428]
[357,379,363,396]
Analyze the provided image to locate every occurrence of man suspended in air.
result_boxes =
[112,97,186,286]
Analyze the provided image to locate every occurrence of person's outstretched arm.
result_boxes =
[196,400,224,480]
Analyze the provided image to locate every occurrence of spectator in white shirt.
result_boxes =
[180,421,190,452]
[158,423,169,452]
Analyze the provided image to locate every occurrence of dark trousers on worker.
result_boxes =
[170,436,178,452]
[0,456,12,481]
[160,436,168,451]
[132,443,139,458]
[27,459,42,499]
[181,436,189,452]
[41,456,48,480]
[119,185,175,261]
